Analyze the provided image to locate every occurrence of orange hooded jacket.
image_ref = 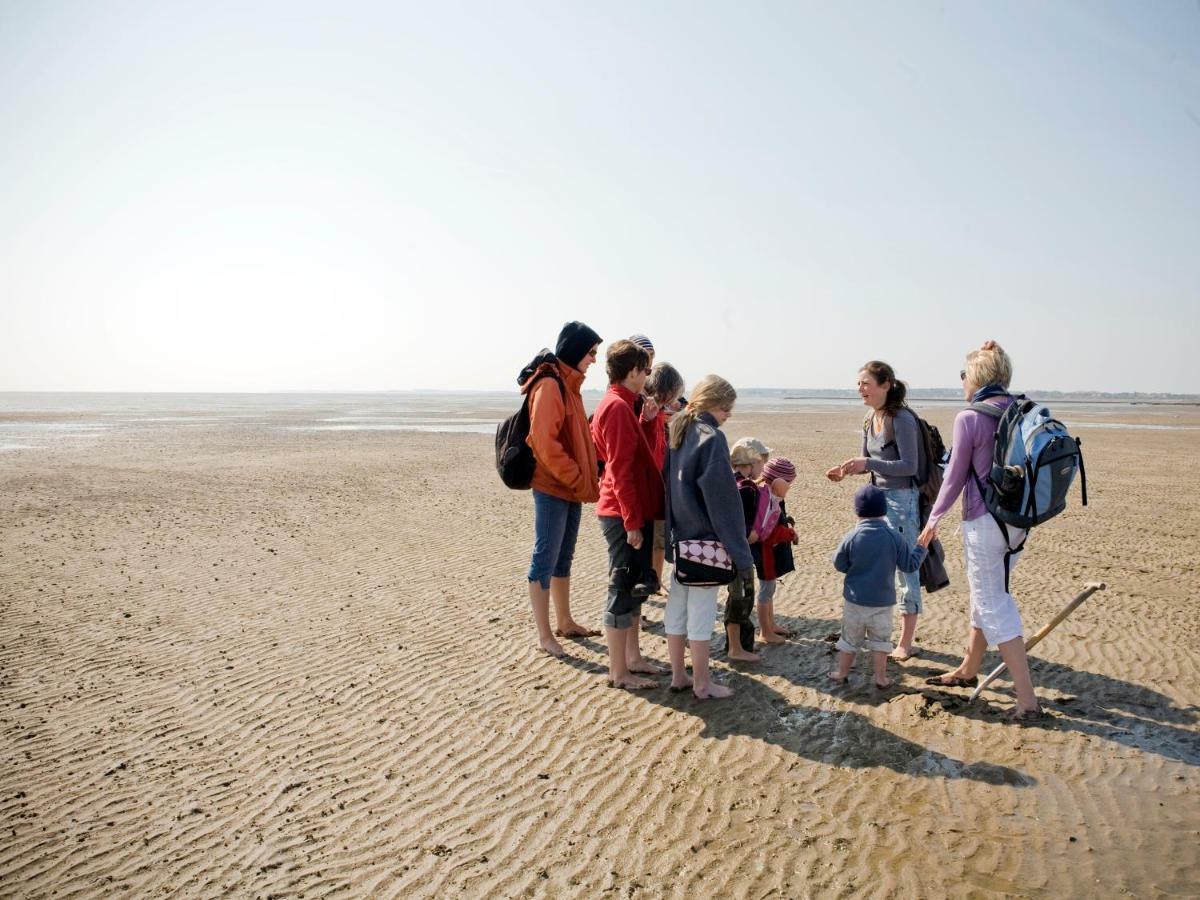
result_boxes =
[523,360,600,503]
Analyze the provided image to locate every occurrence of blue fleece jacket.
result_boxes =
[663,412,754,572]
[832,519,928,607]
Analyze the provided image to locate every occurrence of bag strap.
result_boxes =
[1076,438,1087,506]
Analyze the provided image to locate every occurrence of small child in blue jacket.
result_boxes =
[830,484,927,688]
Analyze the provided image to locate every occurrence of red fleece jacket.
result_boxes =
[591,384,665,531]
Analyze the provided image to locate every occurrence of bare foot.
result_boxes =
[761,633,786,645]
[874,678,894,689]
[669,675,694,692]
[693,682,734,700]
[727,649,761,663]
[827,672,849,685]
[607,675,657,690]
[539,637,565,658]
[555,623,600,639]
[889,646,920,661]
[627,659,670,675]
[772,626,793,638]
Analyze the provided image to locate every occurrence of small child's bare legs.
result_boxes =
[829,650,855,682]
[872,650,892,688]
[829,650,892,688]
[757,580,790,640]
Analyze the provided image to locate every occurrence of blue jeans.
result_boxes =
[884,487,922,615]
[527,489,582,589]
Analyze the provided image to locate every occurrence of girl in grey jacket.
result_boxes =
[663,375,754,700]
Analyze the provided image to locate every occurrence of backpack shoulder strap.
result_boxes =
[528,367,567,401]
[968,402,1004,419]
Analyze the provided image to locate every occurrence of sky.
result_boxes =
[1,1,1197,393]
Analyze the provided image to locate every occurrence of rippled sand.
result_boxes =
[1,401,1197,897]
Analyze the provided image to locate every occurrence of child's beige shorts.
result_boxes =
[835,601,894,654]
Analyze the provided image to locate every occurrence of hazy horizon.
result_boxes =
[3,2,1197,394]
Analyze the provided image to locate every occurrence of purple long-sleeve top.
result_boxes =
[927,396,1012,529]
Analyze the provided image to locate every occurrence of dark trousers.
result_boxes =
[599,516,652,629]
[724,568,756,629]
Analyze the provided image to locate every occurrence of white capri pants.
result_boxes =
[962,515,1027,647]
[665,575,719,642]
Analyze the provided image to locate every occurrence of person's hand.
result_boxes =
[626,529,643,549]
[841,457,868,476]
[747,529,759,544]
[791,534,800,546]
[640,397,660,422]
[825,465,844,482]
[917,523,937,548]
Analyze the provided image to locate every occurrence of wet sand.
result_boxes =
[1,400,1197,897]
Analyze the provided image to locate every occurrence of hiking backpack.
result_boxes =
[969,394,1088,585]
[495,363,565,490]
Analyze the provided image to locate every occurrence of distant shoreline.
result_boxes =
[2,389,1198,404]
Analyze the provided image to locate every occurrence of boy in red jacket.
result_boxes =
[591,340,667,689]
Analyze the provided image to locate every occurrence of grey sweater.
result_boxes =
[862,407,919,490]
[663,412,754,572]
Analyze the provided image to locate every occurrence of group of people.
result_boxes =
[519,322,1043,719]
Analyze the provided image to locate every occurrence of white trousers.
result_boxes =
[665,576,719,642]
[962,516,1026,647]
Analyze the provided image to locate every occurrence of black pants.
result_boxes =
[724,568,756,629]
[599,516,652,629]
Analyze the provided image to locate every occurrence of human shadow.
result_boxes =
[549,631,1035,787]
[769,617,1200,766]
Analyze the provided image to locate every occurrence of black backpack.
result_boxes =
[495,353,565,490]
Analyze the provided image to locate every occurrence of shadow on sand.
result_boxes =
[553,627,1035,788]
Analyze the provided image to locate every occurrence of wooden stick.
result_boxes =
[969,581,1107,702]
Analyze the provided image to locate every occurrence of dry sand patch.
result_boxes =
[1,407,1197,897]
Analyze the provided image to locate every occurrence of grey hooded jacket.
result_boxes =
[663,412,754,573]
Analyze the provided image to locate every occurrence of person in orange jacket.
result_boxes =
[521,321,602,658]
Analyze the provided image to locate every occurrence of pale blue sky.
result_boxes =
[2,1,1197,392]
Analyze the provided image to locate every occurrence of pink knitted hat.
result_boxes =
[763,456,796,484]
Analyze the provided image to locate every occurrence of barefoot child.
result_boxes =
[724,442,766,661]
[754,456,799,643]
[830,484,927,688]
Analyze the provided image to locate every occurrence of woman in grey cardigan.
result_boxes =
[664,374,754,700]
[825,360,923,660]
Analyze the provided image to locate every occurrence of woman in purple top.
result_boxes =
[826,361,924,660]
[917,341,1041,720]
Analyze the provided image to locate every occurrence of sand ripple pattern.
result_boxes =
[1,411,1198,897]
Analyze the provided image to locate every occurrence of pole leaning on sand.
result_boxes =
[969,581,1107,702]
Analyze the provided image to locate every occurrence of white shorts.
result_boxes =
[835,601,894,654]
[665,575,719,642]
[962,516,1026,647]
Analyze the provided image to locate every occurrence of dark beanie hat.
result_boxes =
[854,484,887,518]
[555,321,602,369]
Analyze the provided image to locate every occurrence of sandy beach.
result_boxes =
[1,396,1197,898]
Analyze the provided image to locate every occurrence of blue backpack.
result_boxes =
[970,395,1088,586]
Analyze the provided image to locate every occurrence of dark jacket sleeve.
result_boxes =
[696,436,754,571]
[739,482,758,539]
[833,532,853,574]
